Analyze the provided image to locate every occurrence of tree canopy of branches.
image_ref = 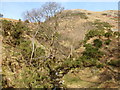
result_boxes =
[23,2,64,22]
[0,13,3,17]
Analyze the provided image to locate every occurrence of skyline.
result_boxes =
[1,0,120,2]
[0,2,118,20]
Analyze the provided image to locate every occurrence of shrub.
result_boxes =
[19,40,32,60]
[93,39,102,48]
[25,20,29,23]
[102,13,107,16]
[85,29,105,40]
[93,20,112,30]
[104,39,111,45]
[63,58,75,68]
[34,47,45,57]
[114,32,120,37]
[62,58,83,68]
[72,59,83,67]
[2,20,29,46]
[102,22,113,29]
[2,20,13,37]
[108,60,120,67]
[104,32,112,38]
[96,63,104,68]
[83,43,93,49]
[88,13,91,15]
[85,30,97,40]
[80,56,97,67]
[79,43,104,67]
[83,44,103,59]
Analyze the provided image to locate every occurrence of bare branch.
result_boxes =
[23,2,64,22]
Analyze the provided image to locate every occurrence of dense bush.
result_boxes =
[93,20,112,30]
[108,60,120,67]
[12,21,28,39]
[96,63,104,68]
[83,44,103,59]
[25,20,30,23]
[93,39,102,48]
[85,29,105,40]
[102,13,107,16]
[19,40,32,60]
[104,32,112,38]
[104,39,111,45]
[2,20,28,46]
[34,47,45,57]
[85,30,97,40]
[114,32,120,37]
[2,20,13,37]
[80,56,97,66]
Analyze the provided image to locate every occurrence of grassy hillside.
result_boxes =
[1,9,120,88]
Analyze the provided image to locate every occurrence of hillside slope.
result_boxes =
[1,9,120,88]
[44,9,118,49]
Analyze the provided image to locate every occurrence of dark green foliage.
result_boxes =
[114,32,120,37]
[19,19,21,21]
[79,43,104,67]
[11,21,28,39]
[85,30,97,40]
[19,40,32,60]
[104,32,112,38]
[25,20,29,23]
[2,20,13,37]
[80,56,97,67]
[85,20,111,41]
[83,44,103,59]
[104,39,111,45]
[93,39,102,48]
[102,22,113,28]
[85,29,105,40]
[96,63,104,68]
[2,20,28,46]
[108,60,120,67]
[83,43,93,48]
[102,13,107,16]
[63,58,82,68]
[63,59,74,67]
[34,47,45,57]
[93,20,112,30]
[87,13,91,15]
[0,13,3,17]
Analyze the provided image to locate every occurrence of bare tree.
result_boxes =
[23,9,43,23]
[23,2,64,65]
[0,13,3,17]
[23,2,64,23]
[41,2,64,20]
